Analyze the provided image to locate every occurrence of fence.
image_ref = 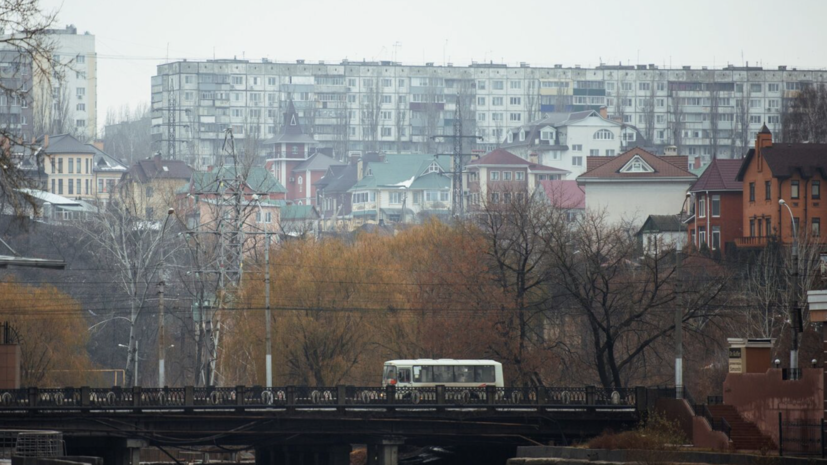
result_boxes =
[779,413,825,458]
[0,385,643,409]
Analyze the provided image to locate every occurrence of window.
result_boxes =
[380,110,392,120]
[76,119,86,127]
[572,156,583,166]
[749,220,755,237]
[68,158,73,174]
[68,179,73,195]
[76,87,85,99]
[381,95,392,104]
[381,127,392,137]
[58,179,63,195]
[757,219,763,237]
[749,182,755,202]
[572,144,582,151]
[711,195,720,217]
[477,113,486,122]
[509,113,521,122]
[57,157,63,173]
[492,97,503,106]
[766,220,772,237]
[439,191,449,202]
[477,80,486,90]
[490,192,499,204]
[768,99,780,108]
[85,179,88,195]
[765,181,772,200]
[813,218,821,237]
[503,171,512,181]
[398,79,405,88]
[509,97,521,105]
[606,149,616,156]
[589,149,599,156]
[791,180,800,199]
[492,80,504,90]
[515,171,525,181]
[352,191,375,204]
[477,97,486,106]
[389,192,402,204]
[750,83,762,93]
[146,186,154,198]
[490,171,500,181]
[813,180,821,200]
[594,129,614,140]
[97,179,103,193]
[768,83,780,92]
[76,103,85,111]
[509,81,521,89]
[749,115,762,124]
[711,226,721,250]
[231,76,243,85]
[699,196,706,218]
[793,217,800,235]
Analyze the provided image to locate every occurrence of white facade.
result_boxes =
[152,59,827,168]
[583,181,694,226]
[50,26,97,139]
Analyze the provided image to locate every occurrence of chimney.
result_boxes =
[93,140,104,151]
[664,145,678,156]
[598,106,608,119]
[756,124,773,151]
[357,159,364,181]
[43,134,49,149]
[529,152,539,164]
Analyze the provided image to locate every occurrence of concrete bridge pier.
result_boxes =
[255,444,351,465]
[367,438,405,465]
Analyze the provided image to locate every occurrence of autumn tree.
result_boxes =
[0,279,99,386]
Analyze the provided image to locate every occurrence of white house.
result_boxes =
[501,110,630,180]
[577,147,696,226]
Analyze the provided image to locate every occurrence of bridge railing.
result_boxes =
[0,385,642,409]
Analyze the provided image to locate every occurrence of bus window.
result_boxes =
[398,368,411,383]
[455,366,473,383]
[383,365,397,383]
[475,365,495,383]
[413,366,432,383]
[433,365,454,383]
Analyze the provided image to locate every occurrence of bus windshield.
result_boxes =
[383,365,397,383]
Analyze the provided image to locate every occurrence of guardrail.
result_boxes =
[0,385,642,409]
[693,403,731,439]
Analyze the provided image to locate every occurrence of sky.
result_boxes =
[40,0,827,130]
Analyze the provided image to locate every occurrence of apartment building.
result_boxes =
[48,25,97,140]
[152,60,827,169]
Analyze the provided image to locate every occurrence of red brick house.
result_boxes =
[263,100,328,205]
[686,158,743,254]
[466,148,568,206]
[735,125,827,248]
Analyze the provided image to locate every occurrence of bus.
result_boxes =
[382,359,504,388]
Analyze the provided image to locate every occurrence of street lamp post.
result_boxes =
[675,192,690,399]
[779,198,800,377]
[158,208,175,388]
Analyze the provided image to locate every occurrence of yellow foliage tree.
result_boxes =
[0,280,100,387]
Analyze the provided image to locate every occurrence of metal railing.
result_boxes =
[782,368,803,381]
[693,404,731,439]
[0,385,642,410]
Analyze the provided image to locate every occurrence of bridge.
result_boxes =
[0,385,653,465]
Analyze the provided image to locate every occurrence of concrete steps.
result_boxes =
[708,404,775,451]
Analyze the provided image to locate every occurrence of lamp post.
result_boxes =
[253,195,273,388]
[675,192,691,398]
[158,208,174,387]
[779,198,800,376]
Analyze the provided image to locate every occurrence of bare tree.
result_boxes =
[668,90,684,152]
[708,82,720,159]
[360,78,381,152]
[31,77,73,137]
[395,93,407,153]
[733,85,752,156]
[524,77,540,123]
[102,103,152,165]
[332,106,351,161]
[75,200,181,387]
[781,83,827,144]
[641,82,656,144]
[0,0,59,217]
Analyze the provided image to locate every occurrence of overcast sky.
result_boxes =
[41,0,827,130]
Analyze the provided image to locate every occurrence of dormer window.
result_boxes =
[290,114,297,125]
[594,129,614,140]
[540,130,553,141]
[507,132,513,143]
[619,155,655,173]
[519,130,525,141]
[426,161,441,174]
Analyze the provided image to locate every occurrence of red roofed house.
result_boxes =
[536,180,585,222]
[734,125,827,248]
[263,100,332,206]
[577,147,696,225]
[466,148,569,207]
[686,158,743,254]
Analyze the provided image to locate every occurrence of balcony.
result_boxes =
[734,236,774,248]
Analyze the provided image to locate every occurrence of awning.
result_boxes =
[352,210,377,218]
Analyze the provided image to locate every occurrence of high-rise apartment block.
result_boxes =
[48,25,97,140]
[152,59,827,168]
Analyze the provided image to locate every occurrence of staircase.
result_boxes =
[708,404,775,451]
